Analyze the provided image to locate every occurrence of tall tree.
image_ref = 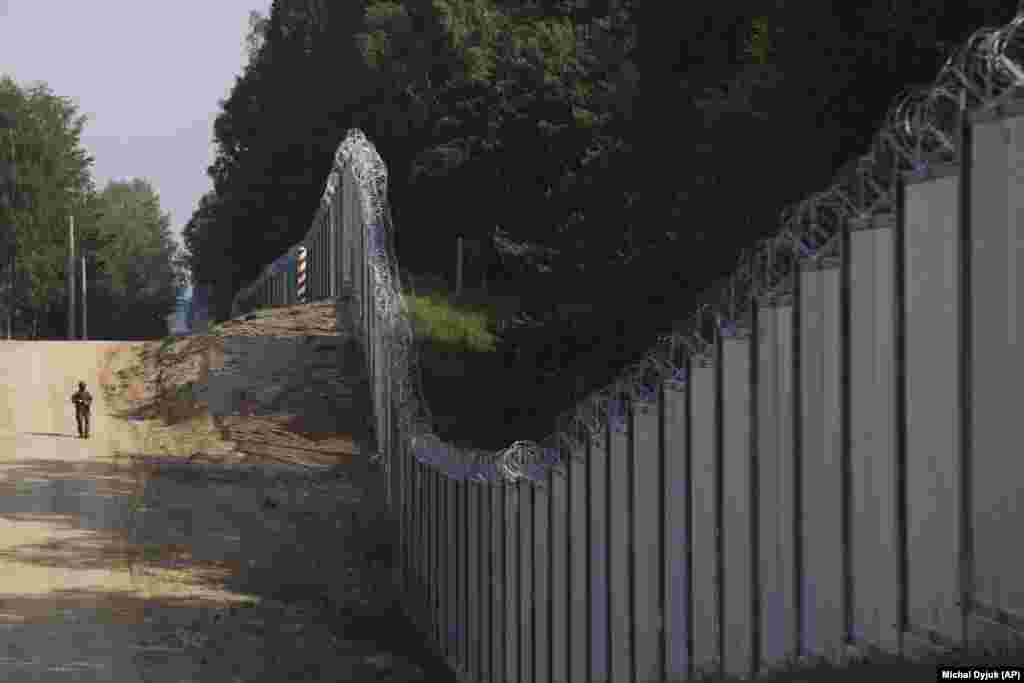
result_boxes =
[89,178,183,339]
[0,76,101,337]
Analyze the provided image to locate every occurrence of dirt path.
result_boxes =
[0,303,453,682]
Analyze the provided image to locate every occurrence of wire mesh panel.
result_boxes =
[969,108,1024,635]
[690,360,720,676]
[569,443,589,683]
[799,265,844,662]
[757,302,797,668]
[550,460,569,683]
[722,335,754,678]
[534,477,551,683]
[633,395,661,683]
[609,416,631,683]
[849,219,900,653]
[664,379,690,680]
[590,429,611,683]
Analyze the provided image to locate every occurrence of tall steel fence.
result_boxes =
[229,11,1024,682]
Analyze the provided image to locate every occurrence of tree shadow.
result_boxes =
[0,453,454,681]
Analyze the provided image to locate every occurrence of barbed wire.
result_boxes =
[230,10,1024,487]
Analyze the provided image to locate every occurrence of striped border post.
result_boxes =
[297,246,308,303]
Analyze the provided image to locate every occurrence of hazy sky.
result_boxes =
[0,0,270,249]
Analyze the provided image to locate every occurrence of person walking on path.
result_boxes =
[71,381,92,438]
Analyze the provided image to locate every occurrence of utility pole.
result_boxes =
[2,111,16,340]
[5,249,11,340]
[81,253,87,340]
[67,214,75,340]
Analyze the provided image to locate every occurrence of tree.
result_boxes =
[89,178,183,339]
[0,76,100,337]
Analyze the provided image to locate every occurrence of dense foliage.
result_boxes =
[185,1,1020,442]
[0,77,183,339]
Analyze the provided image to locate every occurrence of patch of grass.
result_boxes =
[395,275,529,449]
[141,543,163,562]
[127,492,147,514]
[403,290,500,353]
[174,381,196,401]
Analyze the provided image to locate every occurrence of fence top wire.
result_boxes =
[231,10,1024,484]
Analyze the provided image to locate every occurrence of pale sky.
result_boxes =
[0,0,271,250]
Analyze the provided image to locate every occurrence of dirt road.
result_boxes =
[0,305,453,681]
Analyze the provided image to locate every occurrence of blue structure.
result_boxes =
[163,284,213,335]
[165,285,191,335]
[188,284,211,332]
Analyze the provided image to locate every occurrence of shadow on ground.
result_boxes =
[0,451,454,681]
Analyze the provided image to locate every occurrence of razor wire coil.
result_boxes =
[229,10,1024,487]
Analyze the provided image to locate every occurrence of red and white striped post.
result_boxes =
[297,246,307,303]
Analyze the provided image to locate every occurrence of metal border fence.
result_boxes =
[228,11,1024,681]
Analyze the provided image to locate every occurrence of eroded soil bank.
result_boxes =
[0,302,454,681]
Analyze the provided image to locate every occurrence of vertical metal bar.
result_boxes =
[532,481,539,683]
[502,481,510,683]
[957,91,974,650]
[468,480,475,676]
[750,299,761,673]
[685,353,694,679]
[605,415,613,680]
[438,468,445,647]
[526,480,535,683]
[894,166,909,655]
[402,443,410,602]
[407,455,415,611]
[486,478,493,683]
[457,478,464,669]
[714,324,725,675]
[566,441,575,683]
[437,468,443,651]
[792,268,805,657]
[517,480,524,682]
[476,481,483,682]
[548,463,555,683]
[425,461,433,634]
[627,398,637,683]
[657,377,668,681]
[840,215,853,648]
[585,432,594,683]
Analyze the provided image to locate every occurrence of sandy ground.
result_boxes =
[0,302,453,682]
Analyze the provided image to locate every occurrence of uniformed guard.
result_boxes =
[71,381,92,438]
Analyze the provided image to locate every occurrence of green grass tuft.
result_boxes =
[403,290,500,353]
